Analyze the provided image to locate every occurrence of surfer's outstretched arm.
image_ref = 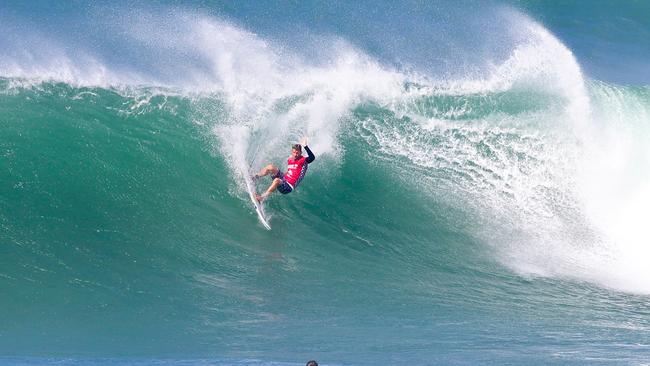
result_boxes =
[304,145,315,164]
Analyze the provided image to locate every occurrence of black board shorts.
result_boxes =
[272,170,293,194]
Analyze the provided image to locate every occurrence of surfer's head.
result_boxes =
[306,361,318,366]
[291,144,302,159]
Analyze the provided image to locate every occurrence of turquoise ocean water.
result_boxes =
[1,1,649,365]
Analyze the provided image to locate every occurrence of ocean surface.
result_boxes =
[1,1,649,365]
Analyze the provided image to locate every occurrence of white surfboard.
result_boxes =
[244,174,271,230]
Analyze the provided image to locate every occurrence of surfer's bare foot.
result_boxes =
[256,193,269,202]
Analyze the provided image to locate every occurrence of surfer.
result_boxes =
[253,137,315,202]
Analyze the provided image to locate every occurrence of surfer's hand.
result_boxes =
[299,136,308,146]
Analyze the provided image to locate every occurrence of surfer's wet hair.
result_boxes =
[292,144,302,153]
[306,361,318,366]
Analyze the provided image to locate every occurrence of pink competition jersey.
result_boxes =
[284,156,308,187]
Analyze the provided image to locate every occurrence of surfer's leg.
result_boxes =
[258,178,282,201]
[265,178,282,194]
[256,164,279,178]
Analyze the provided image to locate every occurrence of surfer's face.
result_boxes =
[291,148,301,159]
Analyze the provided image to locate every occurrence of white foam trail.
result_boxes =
[183,21,407,175]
